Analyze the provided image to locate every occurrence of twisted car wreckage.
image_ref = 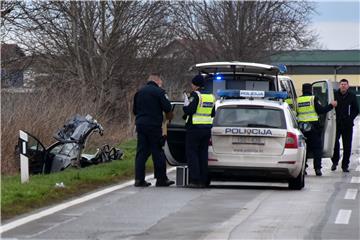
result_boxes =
[18,114,123,174]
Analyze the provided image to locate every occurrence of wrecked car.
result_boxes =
[18,114,123,174]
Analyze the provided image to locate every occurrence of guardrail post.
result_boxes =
[19,130,29,183]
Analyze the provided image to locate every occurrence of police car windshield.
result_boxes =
[213,106,286,129]
[204,74,276,94]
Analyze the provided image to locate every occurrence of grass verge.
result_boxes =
[1,139,154,221]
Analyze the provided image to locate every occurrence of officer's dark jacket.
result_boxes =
[301,92,333,129]
[334,89,359,127]
[133,81,172,127]
[183,90,215,129]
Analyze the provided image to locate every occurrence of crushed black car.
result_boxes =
[18,114,123,174]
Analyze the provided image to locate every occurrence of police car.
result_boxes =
[165,90,306,189]
[189,62,298,112]
[208,90,306,189]
[164,62,336,190]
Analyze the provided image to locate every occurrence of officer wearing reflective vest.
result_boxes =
[183,74,215,188]
[297,83,337,176]
[285,98,296,112]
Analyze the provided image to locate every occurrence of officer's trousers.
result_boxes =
[332,124,353,169]
[135,124,167,181]
[185,128,211,185]
[304,127,323,170]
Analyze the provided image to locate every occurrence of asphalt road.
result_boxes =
[2,118,359,240]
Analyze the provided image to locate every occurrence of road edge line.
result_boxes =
[0,167,176,233]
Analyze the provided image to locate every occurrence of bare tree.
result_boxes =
[2,1,173,120]
[169,0,317,62]
[0,1,15,19]
[1,0,319,118]
[0,1,20,26]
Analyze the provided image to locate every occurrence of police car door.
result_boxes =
[311,80,336,157]
[164,102,187,166]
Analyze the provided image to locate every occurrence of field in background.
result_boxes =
[1,88,134,175]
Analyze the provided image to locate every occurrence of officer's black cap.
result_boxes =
[302,83,312,94]
[192,74,204,87]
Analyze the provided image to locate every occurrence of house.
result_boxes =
[1,43,26,88]
[271,50,360,107]
[270,50,360,93]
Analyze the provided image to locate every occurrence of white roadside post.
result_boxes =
[19,130,29,183]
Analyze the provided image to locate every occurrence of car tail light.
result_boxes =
[208,138,212,146]
[285,132,298,149]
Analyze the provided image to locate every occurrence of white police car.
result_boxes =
[208,90,306,189]
[189,61,298,112]
[165,90,306,189]
[164,62,336,190]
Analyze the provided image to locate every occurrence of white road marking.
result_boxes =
[26,217,76,238]
[335,209,352,224]
[350,177,360,183]
[0,167,176,234]
[344,189,358,200]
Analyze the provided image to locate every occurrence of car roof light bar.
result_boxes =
[217,89,288,100]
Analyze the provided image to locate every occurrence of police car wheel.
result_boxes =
[205,178,211,187]
[288,169,305,190]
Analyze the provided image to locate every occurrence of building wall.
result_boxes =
[284,74,360,95]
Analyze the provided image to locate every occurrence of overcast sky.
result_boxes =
[311,0,360,50]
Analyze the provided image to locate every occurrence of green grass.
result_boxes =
[1,139,154,221]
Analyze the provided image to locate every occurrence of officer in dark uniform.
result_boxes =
[183,74,215,188]
[297,83,337,176]
[133,73,175,187]
[331,79,359,172]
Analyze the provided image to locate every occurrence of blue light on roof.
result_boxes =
[217,89,240,97]
[265,91,288,99]
[278,64,287,74]
[214,73,223,81]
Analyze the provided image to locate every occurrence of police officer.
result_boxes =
[183,74,215,188]
[133,73,174,187]
[331,79,359,172]
[297,83,337,176]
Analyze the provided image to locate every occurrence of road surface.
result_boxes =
[2,118,359,240]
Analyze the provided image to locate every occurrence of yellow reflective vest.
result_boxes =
[192,93,215,125]
[285,98,294,110]
[297,95,319,122]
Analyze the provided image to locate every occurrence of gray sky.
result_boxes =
[311,0,360,50]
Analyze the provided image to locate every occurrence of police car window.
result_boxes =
[288,80,297,98]
[280,81,287,91]
[288,106,299,128]
[169,104,186,127]
[207,74,275,93]
[227,75,272,91]
[214,106,286,129]
[312,82,328,106]
[280,80,293,98]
